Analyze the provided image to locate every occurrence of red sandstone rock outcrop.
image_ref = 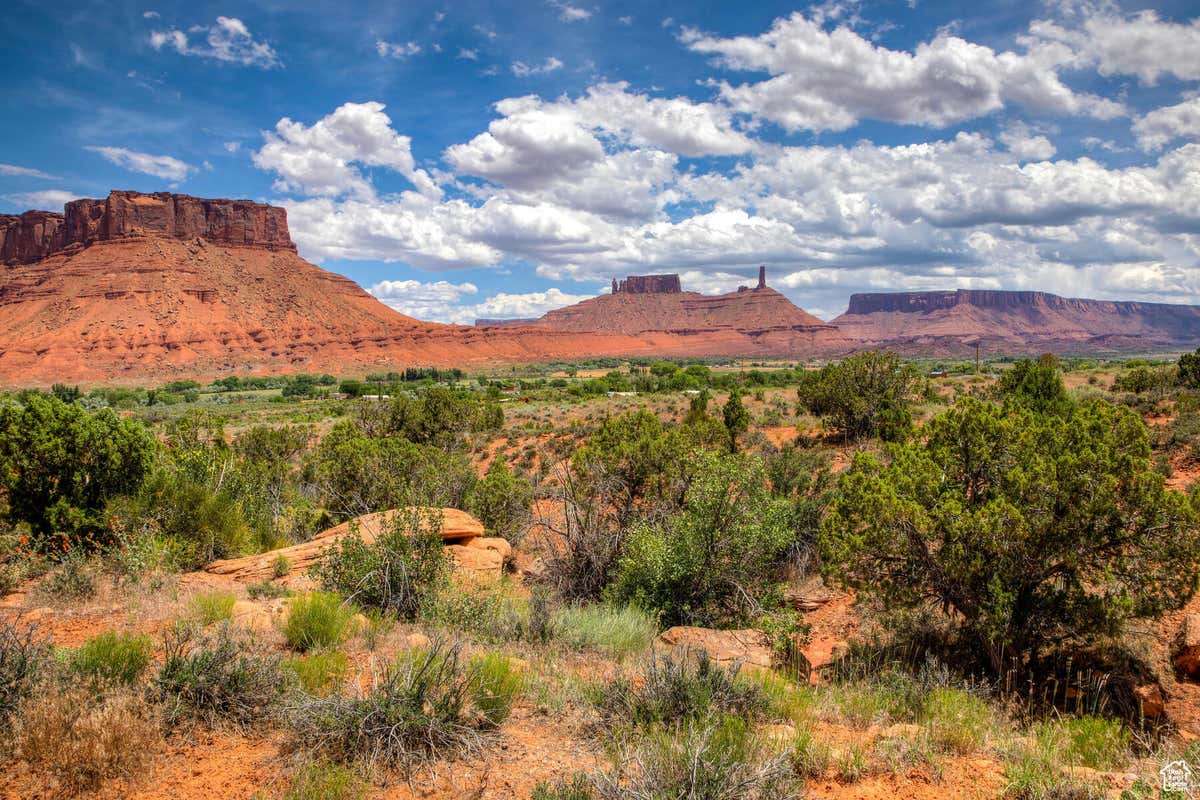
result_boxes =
[833,289,1200,354]
[656,626,774,669]
[2,191,293,265]
[612,273,682,294]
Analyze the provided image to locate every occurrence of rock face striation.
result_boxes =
[833,289,1200,353]
[1,191,292,264]
[611,274,683,294]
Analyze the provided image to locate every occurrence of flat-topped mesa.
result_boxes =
[474,317,539,327]
[844,289,1105,315]
[0,210,65,264]
[1,190,295,265]
[612,274,682,294]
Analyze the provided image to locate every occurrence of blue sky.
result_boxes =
[3,0,1200,322]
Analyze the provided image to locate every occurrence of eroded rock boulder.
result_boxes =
[656,626,774,670]
[1174,614,1200,679]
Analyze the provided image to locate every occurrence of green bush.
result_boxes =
[0,395,155,546]
[285,651,350,695]
[796,351,917,441]
[466,457,532,544]
[247,580,292,600]
[822,395,1200,673]
[595,714,796,800]
[284,760,364,800]
[470,652,523,727]
[553,603,656,660]
[284,592,356,651]
[152,624,285,728]
[69,631,154,686]
[189,590,236,625]
[531,774,595,800]
[286,640,489,771]
[593,650,767,729]
[920,687,996,754]
[1060,716,1129,770]
[313,509,449,619]
[272,554,292,578]
[34,552,97,602]
[607,450,793,627]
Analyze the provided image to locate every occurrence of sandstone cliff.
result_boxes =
[1,190,293,265]
[835,289,1200,353]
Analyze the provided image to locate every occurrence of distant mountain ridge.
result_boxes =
[834,289,1200,353]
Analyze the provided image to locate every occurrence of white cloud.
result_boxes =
[368,278,588,323]
[253,101,440,199]
[512,57,563,77]
[998,122,1057,161]
[549,0,592,22]
[0,164,58,180]
[1134,97,1200,152]
[1031,10,1200,86]
[223,141,241,153]
[3,190,86,210]
[376,39,421,59]
[682,12,1122,132]
[618,15,633,25]
[85,146,195,181]
[458,47,478,60]
[150,16,279,69]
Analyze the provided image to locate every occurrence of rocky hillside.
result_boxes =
[833,289,1200,354]
[0,193,849,385]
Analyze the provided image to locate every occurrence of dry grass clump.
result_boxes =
[13,684,160,793]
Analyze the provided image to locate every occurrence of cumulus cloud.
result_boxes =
[85,146,195,181]
[3,189,86,210]
[367,278,588,323]
[681,12,1122,131]
[1030,9,1200,85]
[512,57,563,77]
[998,122,1057,161]
[253,101,440,199]
[0,164,58,180]
[376,39,421,59]
[150,16,280,68]
[1134,97,1200,151]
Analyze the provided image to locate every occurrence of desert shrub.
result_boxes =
[419,580,527,642]
[532,774,595,800]
[284,592,356,651]
[12,685,160,793]
[822,395,1200,674]
[354,385,503,446]
[247,580,293,600]
[920,687,997,754]
[795,351,917,441]
[312,508,449,618]
[466,457,533,544]
[69,630,154,686]
[790,725,832,779]
[553,603,657,660]
[1058,716,1130,770]
[470,652,523,727]
[286,651,350,695]
[1004,720,1109,800]
[152,624,286,728]
[537,462,625,602]
[572,409,689,521]
[286,641,490,771]
[273,554,292,578]
[723,391,751,451]
[607,450,793,627]
[33,551,97,602]
[0,394,155,546]
[284,760,364,800]
[189,589,236,625]
[995,355,1070,414]
[307,422,476,520]
[593,650,767,729]
[0,621,53,725]
[1180,348,1200,389]
[593,714,797,800]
